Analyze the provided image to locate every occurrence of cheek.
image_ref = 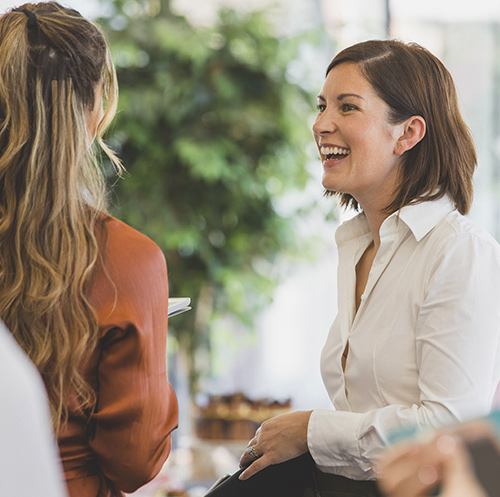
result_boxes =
[312,116,321,137]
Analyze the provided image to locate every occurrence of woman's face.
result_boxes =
[312,62,404,210]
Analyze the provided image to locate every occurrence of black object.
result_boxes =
[20,8,38,28]
[467,437,500,497]
[204,453,315,497]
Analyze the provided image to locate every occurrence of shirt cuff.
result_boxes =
[308,408,369,472]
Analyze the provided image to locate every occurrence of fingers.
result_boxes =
[378,420,498,497]
[239,444,262,469]
[378,432,486,497]
[377,434,458,497]
[238,441,273,480]
[239,426,262,468]
[238,412,311,479]
[239,454,273,480]
[377,444,435,497]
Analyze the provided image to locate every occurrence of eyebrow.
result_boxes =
[338,93,364,101]
[317,93,365,101]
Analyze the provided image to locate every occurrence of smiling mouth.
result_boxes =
[321,145,351,160]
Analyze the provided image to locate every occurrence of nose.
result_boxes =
[312,109,337,139]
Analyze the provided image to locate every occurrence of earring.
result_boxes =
[396,143,402,153]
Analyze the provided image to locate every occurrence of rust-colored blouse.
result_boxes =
[58,216,179,497]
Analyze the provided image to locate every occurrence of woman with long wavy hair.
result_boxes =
[0,3,178,496]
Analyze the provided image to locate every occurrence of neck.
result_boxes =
[361,204,392,250]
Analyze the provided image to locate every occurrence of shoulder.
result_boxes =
[91,216,168,316]
[438,211,500,251]
[426,211,500,275]
[103,216,163,256]
[89,216,169,330]
[101,216,167,275]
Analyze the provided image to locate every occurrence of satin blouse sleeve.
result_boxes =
[87,218,179,493]
[308,228,500,474]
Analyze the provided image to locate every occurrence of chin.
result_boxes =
[322,178,339,192]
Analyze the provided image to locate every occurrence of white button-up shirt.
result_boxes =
[307,196,500,480]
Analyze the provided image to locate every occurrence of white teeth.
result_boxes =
[320,146,351,156]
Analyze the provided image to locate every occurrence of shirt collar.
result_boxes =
[336,195,456,245]
[397,195,455,241]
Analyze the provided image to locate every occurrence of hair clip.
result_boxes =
[20,8,37,29]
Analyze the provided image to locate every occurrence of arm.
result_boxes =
[308,233,500,473]
[87,220,179,492]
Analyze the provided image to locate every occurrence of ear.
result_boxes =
[395,116,426,155]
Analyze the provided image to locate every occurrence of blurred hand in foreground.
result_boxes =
[377,421,497,497]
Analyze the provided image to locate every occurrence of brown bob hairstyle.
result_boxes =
[325,39,476,215]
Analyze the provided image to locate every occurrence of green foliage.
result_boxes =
[98,0,315,391]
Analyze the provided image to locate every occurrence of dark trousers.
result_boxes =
[304,469,381,497]
[204,453,381,497]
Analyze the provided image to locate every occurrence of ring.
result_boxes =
[246,445,261,459]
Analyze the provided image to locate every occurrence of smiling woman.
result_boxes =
[313,61,426,215]
[234,39,500,497]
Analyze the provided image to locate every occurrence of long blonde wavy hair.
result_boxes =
[0,2,122,433]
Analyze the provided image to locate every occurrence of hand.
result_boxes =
[377,429,489,497]
[238,410,312,480]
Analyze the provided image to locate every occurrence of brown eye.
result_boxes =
[341,103,357,112]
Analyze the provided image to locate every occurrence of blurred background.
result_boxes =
[2,0,500,495]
